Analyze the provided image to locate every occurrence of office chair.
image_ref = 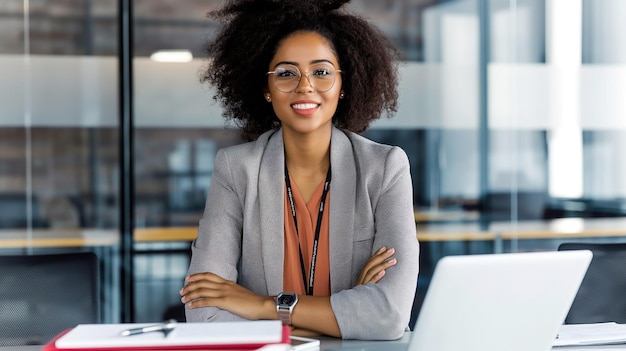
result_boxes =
[0,252,101,346]
[558,242,626,324]
[162,303,186,322]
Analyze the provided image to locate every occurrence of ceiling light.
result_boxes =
[150,50,193,63]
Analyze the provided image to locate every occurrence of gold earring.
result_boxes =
[339,92,345,99]
[265,95,271,102]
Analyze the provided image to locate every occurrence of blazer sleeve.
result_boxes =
[330,146,420,340]
[185,148,248,323]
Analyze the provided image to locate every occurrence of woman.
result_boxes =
[180,0,419,340]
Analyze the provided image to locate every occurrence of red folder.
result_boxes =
[43,324,290,351]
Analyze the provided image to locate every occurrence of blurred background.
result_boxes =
[1,0,625,332]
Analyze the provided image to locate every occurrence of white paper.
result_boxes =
[553,322,626,347]
[289,336,320,351]
[55,320,284,348]
[257,345,291,351]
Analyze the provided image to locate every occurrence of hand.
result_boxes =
[180,272,272,320]
[354,247,397,286]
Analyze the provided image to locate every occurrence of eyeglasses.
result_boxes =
[267,63,342,93]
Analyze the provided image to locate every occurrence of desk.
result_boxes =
[414,208,479,223]
[1,333,626,351]
[0,229,118,249]
[134,227,197,242]
[320,332,626,350]
[416,217,626,253]
[417,217,626,239]
[0,227,196,249]
[494,217,626,240]
[413,217,626,273]
[2,217,625,248]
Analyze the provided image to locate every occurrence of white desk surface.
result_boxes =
[319,332,626,350]
[2,333,626,351]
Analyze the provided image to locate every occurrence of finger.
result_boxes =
[380,247,395,259]
[361,248,395,275]
[180,277,231,297]
[369,269,386,284]
[181,281,237,305]
[362,257,397,283]
[181,272,231,295]
[185,272,225,283]
[183,293,224,309]
[182,286,226,301]
[370,247,395,265]
[356,265,381,286]
[355,247,397,286]
[355,248,393,285]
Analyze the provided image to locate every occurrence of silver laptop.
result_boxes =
[409,250,592,351]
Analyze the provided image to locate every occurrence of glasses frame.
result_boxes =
[266,63,343,93]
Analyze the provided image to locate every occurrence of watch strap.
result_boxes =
[277,306,292,325]
[276,292,298,326]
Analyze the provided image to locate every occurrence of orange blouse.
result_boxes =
[283,176,331,296]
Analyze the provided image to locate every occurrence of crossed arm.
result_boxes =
[179,246,397,338]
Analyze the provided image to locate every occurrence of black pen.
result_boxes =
[119,320,177,337]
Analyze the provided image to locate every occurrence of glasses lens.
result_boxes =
[270,63,339,93]
[308,63,337,92]
[272,64,300,93]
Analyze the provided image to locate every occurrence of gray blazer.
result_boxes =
[186,126,419,340]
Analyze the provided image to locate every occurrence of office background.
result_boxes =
[1,0,625,331]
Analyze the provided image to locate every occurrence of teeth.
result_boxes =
[292,103,318,110]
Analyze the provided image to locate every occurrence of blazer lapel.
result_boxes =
[258,129,285,295]
[329,127,357,291]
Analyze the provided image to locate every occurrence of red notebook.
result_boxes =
[43,321,290,351]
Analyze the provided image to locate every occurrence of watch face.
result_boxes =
[278,293,296,305]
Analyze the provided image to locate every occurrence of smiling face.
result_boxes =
[265,31,343,139]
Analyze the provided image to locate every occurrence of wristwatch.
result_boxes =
[275,292,298,325]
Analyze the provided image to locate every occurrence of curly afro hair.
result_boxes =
[201,0,401,141]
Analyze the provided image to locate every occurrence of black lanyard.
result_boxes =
[284,163,331,296]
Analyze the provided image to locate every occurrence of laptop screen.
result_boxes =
[409,250,592,351]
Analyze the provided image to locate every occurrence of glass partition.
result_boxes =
[0,0,121,326]
[2,0,626,329]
